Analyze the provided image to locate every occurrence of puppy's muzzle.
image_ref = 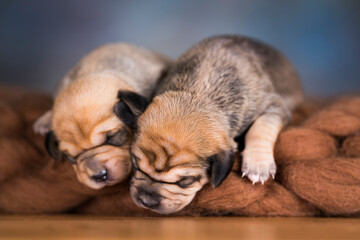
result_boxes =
[137,187,162,209]
[79,153,109,183]
[74,145,132,189]
[91,169,108,183]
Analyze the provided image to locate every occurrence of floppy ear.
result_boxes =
[113,91,149,129]
[208,150,234,188]
[45,131,62,161]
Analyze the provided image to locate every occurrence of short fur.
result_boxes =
[34,43,172,189]
[130,35,303,213]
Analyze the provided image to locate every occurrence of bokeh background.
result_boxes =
[0,0,359,96]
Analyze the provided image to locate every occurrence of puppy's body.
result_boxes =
[130,35,303,213]
[34,43,172,189]
[156,36,302,138]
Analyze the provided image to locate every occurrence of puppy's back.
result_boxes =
[58,43,172,98]
[157,35,303,136]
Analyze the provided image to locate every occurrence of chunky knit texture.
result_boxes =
[0,86,359,216]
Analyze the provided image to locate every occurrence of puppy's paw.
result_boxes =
[241,149,276,184]
[33,111,52,135]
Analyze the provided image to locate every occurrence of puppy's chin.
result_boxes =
[74,146,132,189]
[130,182,196,214]
[150,198,195,214]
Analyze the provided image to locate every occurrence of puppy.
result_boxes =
[129,35,303,213]
[33,43,172,189]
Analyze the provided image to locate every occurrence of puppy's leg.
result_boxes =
[241,97,290,184]
[33,110,52,135]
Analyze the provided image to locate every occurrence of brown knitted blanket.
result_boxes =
[0,86,359,217]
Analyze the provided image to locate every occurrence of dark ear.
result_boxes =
[45,131,62,161]
[207,150,234,188]
[113,91,149,129]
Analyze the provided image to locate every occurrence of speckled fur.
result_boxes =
[130,35,303,214]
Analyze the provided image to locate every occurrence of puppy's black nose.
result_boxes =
[138,190,161,209]
[91,169,108,182]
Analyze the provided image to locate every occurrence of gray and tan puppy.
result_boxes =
[129,35,303,213]
[33,43,172,189]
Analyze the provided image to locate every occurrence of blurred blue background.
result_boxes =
[0,0,359,96]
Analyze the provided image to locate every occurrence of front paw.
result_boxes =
[241,149,276,184]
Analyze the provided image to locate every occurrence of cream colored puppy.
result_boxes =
[34,43,172,189]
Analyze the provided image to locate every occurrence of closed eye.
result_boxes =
[176,176,201,188]
[131,153,140,169]
[106,128,128,147]
[131,154,201,187]
[63,154,77,164]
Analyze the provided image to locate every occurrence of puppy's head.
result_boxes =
[130,93,234,213]
[46,75,148,189]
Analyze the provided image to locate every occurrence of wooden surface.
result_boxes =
[0,216,359,240]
